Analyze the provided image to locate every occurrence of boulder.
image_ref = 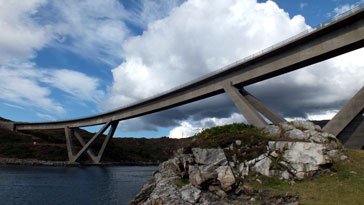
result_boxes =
[284,129,306,140]
[263,125,281,138]
[188,164,217,187]
[291,120,316,131]
[192,148,227,165]
[216,166,236,192]
[279,122,295,132]
[181,184,201,203]
[268,141,332,179]
[252,156,272,177]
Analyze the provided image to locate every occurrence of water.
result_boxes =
[0,166,157,205]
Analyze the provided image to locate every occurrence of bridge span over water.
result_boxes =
[2,5,364,163]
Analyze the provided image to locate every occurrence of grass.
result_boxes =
[239,149,364,205]
[183,123,274,163]
[176,178,190,187]
[290,149,364,204]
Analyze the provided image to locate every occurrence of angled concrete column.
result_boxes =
[71,120,113,163]
[64,127,75,161]
[324,85,364,136]
[95,121,119,163]
[74,129,97,162]
[224,83,267,128]
[240,89,286,124]
[344,118,364,149]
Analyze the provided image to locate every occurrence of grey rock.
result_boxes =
[340,155,348,161]
[192,148,227,165]
[279,122,296,132]
[315,125,322,131]
[281,170,291,180]
[216,166,236,192]
[181,184,201,203]
[284,129,306,140]
[238,162,249,177]
[235,140,242,146]
[263,125,281,138]
[292,120,316,131]
[252,156,272,176]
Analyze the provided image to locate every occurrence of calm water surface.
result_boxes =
[0,166,157,205]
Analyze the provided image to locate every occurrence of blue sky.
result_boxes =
[1,0,364,138]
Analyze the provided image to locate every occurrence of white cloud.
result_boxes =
[0,64,65,114]
[3,103,25,110]
[332,0,364,16]
[45,0,131,65]
[0,0,51,62]
[40,69,104,103]
[36,112,56,121]
[0,63,104,115]
[300,2,308,9]
[169,113,246,138]
[104,0,309,109]
[168,121,202,139]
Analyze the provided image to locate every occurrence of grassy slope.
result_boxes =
[244,149,364,204]
[181,123,364,204]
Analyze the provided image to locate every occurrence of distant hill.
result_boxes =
[0,121,185,164]
[0,117,11,122]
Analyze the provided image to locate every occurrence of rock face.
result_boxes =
[131,120,347,205]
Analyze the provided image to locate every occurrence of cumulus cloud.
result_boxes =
[103,0,364,134]
[169,113,245,138]
[104,0,309,107]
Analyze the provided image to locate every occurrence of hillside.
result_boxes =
[0,117,185,163]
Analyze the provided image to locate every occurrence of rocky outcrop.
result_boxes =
[131,120,347,204]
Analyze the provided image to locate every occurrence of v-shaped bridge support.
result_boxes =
[324,85,364,149]
[224,82,285,128]
[64,120,119,163]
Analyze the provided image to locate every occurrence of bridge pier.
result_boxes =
[64,120,119,163]
[224,82,285,128]
[324,85,364,149]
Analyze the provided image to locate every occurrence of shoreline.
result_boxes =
[0,157,160,167]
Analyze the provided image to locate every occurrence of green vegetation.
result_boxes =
[184,123,274,163]
[176,178,190,187]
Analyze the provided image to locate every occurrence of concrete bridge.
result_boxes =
[2,5,364,163]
